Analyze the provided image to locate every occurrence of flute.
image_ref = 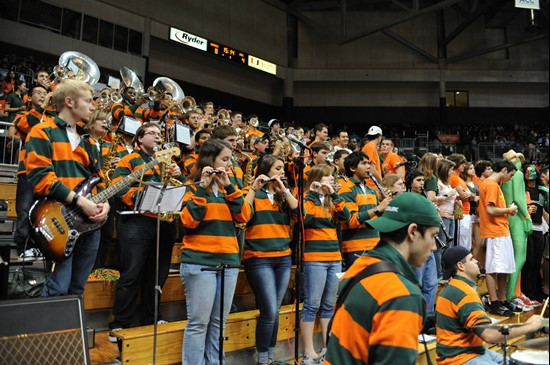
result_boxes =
[262,177,287,183]
[367,171,389,199]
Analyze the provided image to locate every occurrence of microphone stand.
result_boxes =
[200,262,243,365]
[293,143,307,363]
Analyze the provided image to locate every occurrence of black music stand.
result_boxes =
[200,262,243,365]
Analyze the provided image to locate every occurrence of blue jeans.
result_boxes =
[463,349,504,365]
[180,263,239,365]
[41,229,100,296]
[413,252,438,314]
[244,256,291,364]
[301,261,342,322]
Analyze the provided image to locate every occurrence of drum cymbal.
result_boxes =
[472,322,529,330]
[517,337,549,351]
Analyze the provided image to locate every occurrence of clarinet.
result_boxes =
[367,171,389,199]
[422,188,452,249]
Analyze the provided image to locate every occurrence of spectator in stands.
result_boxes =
[332,130,352,154]
[448,154,474,250]
[5,80,27,123]
[436,158,459,253]
[1,69,16,94]
[361,126,383,192]
[309,123,329,146]
[380,137,405,178]
[479,159,518,316]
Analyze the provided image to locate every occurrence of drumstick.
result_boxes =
[540,297,549,317]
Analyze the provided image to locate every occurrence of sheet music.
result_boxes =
[138,183,186,213]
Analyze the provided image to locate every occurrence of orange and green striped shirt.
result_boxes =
[325,242,425,365]
[243,188,299,259]
[180,183,252,266]
[435,276,491,365]
[304,190,350,261]
[338,177,380,252]
[25,116,104,201]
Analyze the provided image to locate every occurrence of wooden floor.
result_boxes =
[90,331,119,365]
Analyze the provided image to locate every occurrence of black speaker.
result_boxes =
[0,295,90,365]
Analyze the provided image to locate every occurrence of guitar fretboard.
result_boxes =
[90,159,159,204]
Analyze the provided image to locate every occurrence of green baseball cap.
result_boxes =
[367,192,441,233]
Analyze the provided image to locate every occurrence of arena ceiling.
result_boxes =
[263,0,549,64]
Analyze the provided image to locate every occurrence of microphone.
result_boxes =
[288,135,311,151]
[396,161,416,167]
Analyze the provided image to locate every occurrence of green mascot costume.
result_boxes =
[502,150,532,300]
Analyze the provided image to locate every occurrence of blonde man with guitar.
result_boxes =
[25,79,110,296]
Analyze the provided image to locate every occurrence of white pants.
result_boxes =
[458,214,472,251]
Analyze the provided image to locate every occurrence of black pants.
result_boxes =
[14,174,36,250]
[109,214,175,329]
[93,199,119,269]
[522,230,544,301]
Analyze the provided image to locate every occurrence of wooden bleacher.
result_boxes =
[112,303,317,364]
[83,244,296,311]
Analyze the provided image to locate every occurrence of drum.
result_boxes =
[510,350,549,365]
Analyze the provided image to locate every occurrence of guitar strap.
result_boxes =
[82,136,100,176]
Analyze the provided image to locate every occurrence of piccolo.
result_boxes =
[205,170,234,175]
[367,171,389,199]
[262,177,287,183]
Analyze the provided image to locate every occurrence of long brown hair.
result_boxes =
[436,158,456,185]
[305,164,336,219]
[254,154,289,212]
[418,152,438,180]
[188,139,232,182]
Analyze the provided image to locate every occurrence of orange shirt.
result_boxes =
[479,179,509,239]
[382,152,404,176]
[362,142,381,191]
[450,173,471,215]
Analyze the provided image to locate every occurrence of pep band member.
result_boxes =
[25,79,110,296]
[243,154,299,365]
[108,123,181,338]
[300,164,350,364]
[180,139,252,365]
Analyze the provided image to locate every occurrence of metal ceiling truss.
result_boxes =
[262,0,549,65]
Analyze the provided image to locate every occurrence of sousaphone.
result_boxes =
[56,51,100,85]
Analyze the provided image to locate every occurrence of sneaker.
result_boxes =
[300,355,321,365]
[108,328,122,343]
[502,300,528,313]
[512,298,534,312]
[488,303,514,317]
[157,320,168,324]
[518,293,542,307]
[318,348,327,362]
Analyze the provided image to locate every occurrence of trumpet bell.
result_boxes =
[120,66,144,93]
[153,77,184,102]
[58,51,100,85]
[110,91,123,103]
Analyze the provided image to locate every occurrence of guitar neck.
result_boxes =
[90,159,160,204]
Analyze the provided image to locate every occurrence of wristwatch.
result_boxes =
[372,207,381,217]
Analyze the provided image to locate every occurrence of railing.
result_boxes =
[0,121,20,169]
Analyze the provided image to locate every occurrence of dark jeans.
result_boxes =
[14,174,36,250]
[522,230,544,301]
[244,255,291,362]
[109,214,175,329]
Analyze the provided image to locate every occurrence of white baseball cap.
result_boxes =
[366,126,383,136]
[268,119,280,128]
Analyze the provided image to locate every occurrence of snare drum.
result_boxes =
[510,350,549,365]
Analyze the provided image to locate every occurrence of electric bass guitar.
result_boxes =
[29,147,180,262]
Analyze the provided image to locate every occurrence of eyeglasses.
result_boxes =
[144,131,162,137]
[32,91,48,96]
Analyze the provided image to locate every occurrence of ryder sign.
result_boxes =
[169,27,208,51]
